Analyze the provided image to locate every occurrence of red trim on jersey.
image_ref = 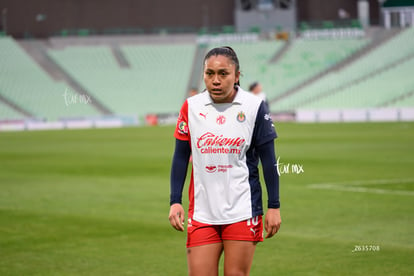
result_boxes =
[174,100,189,141]
[188,170,194,218]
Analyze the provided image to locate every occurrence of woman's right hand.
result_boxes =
[168,203,185,231]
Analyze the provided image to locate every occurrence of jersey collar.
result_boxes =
[203,86,244,106]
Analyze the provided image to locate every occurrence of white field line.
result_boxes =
[308,178,414,196]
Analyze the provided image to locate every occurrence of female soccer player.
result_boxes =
[169,46,281,276]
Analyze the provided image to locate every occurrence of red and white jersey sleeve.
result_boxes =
[174,100,190,141]
[174,88,276,225]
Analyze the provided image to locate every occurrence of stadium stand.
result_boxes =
[48,43,196,117]
[203,40,286,91]
[273,27,414,111]
[389,91,414,107]
[264,38,368,100]
[300,55,414,109]
[1,27,413,125]
[0,36,101,121]
[205,38,367,101]
[121,44,196,112]
[0,100,26,120]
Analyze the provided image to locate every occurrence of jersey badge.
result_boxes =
[216,115,226,125]
[237,111,246,123]
[178,121,188,135]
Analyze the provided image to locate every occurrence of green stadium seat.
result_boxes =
[0,100,26,120]
[77,29,90,36]
[273,27,414,111]
[48,44,196,118]
[0,36,101,121]
[222,25,235,34]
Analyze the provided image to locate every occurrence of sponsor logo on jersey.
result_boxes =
[197,132,245,154]
[205,164,233,173]
[237,111,246,122]
[216,115,226,125]
[205,165,217,173]
[217,164,233,172]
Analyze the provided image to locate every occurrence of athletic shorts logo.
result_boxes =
[216,115,226,125]
[237,111,246,122]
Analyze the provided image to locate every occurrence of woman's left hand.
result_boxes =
[264,208,281,239]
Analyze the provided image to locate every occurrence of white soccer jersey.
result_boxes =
[174,87,277,225]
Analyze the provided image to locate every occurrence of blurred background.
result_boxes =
[0,0,413,130]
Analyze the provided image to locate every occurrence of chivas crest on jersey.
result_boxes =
[237,111,246,122]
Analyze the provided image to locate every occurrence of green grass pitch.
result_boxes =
[0,122,413,275]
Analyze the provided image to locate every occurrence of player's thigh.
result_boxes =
[223,240,257,276]
[187,243,223,276]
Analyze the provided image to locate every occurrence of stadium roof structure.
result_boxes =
[382,0,414,7]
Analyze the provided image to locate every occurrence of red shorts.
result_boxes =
[186,215,263,248]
